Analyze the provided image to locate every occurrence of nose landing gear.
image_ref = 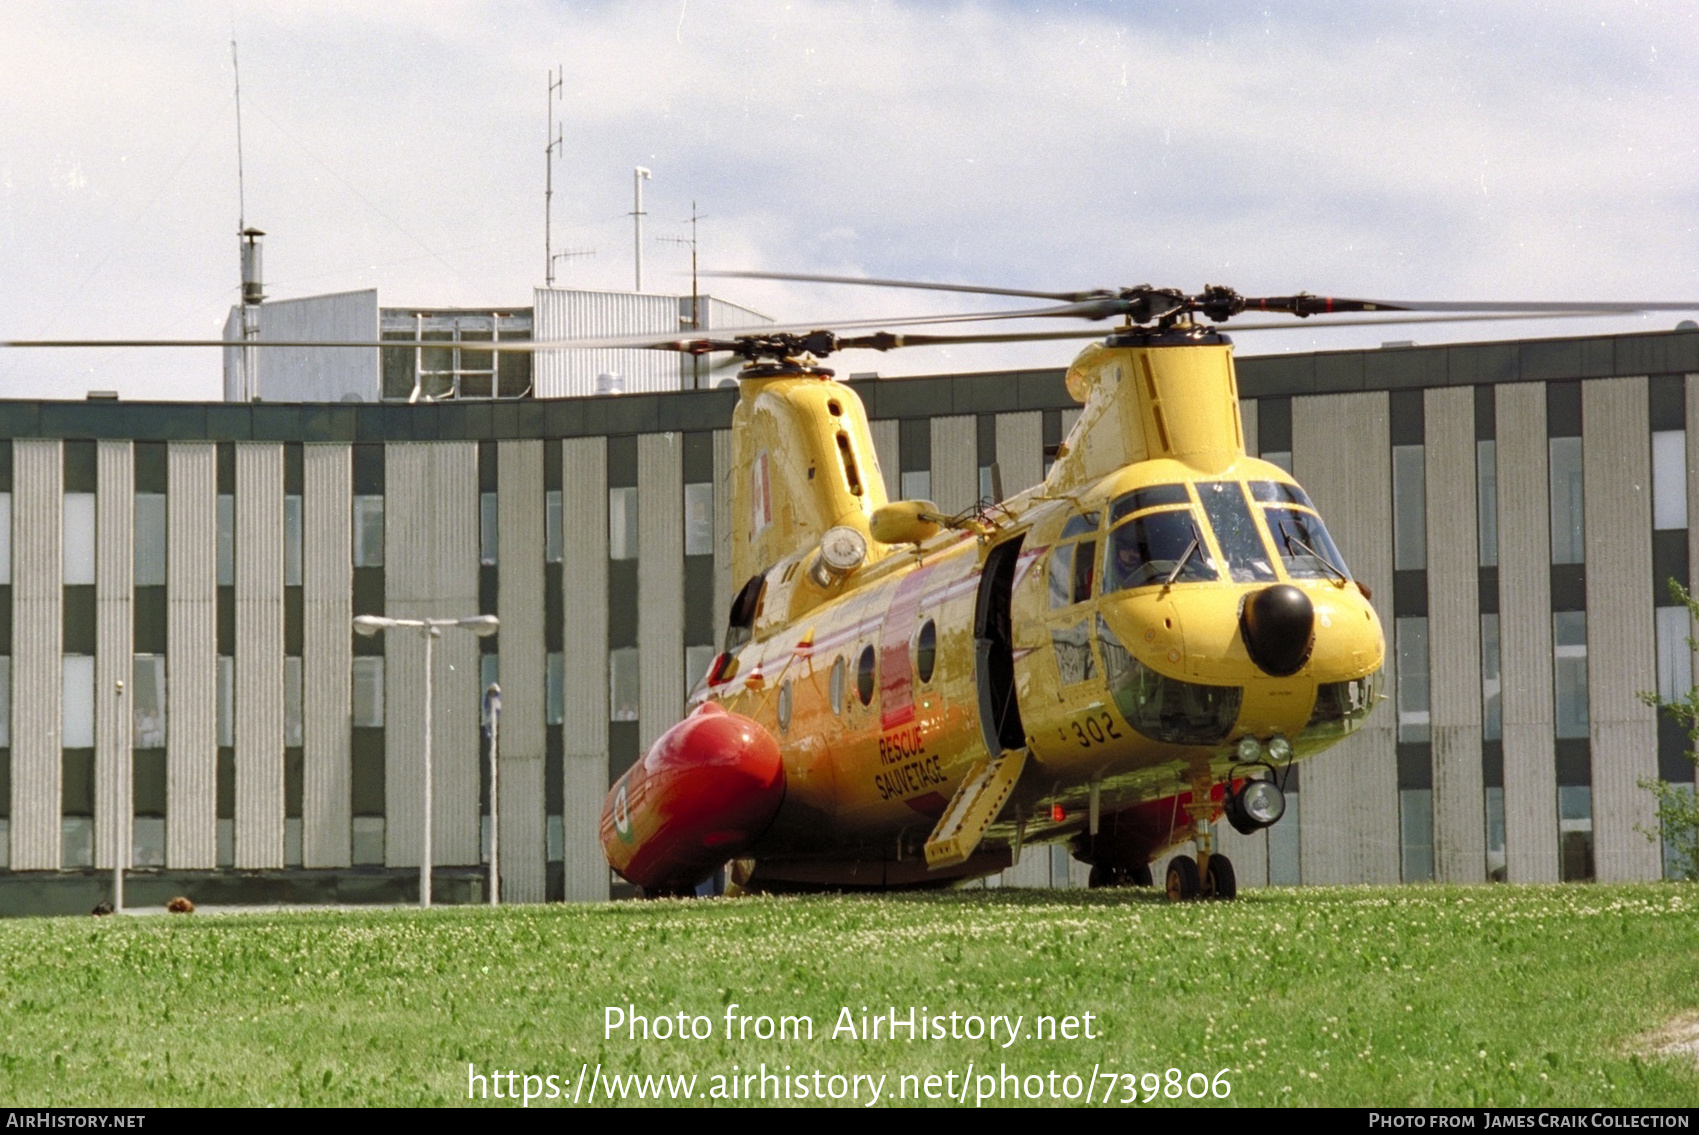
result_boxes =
[1166,769,1239,902]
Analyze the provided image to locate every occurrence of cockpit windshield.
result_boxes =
[1104,509,1218,591]
[1263,507,1351,581]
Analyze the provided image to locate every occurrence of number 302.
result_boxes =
[1066,710,1123,748]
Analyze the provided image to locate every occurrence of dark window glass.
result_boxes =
[1197,482,1276,583]
[1109,484,1190,525]
[916,620,937,683]
[1263,508,1351,580]
[856,645,876,706]
[1059,512,1101,539]
[1105,512,1215,591]
[1047,544,1075,609]
[1071,540,1097,603]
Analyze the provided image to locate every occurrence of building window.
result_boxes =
[610,647,639,721]
[132,654,167,749]
[216,656,234,747]
[1476,439,1498,566]
[978,465,996,503]
[1481,613,1501,742]
[352,496,384,568]
[1392,444,1426,570]
[134,817,166,870]
[1267,792,1300,886]
[283,494,303,587]
[479,492,498,566]
[900,470,932,503]
[1656,606,1694,702]
[0,656,8,747]
[62,818,94,869]
[1549,437,1584,564]
[352,816,385,866]
[1653,430,1688,531]
[479,655,499,715]
[684,645,716,696]
[1558,785,1594,881]
[1262,451,1292,474]
[545,490,563,563]
[546,652,564,725]
[352,657,385,728]
[284,656,304,748]
[1485,786,1506,882]
[0,491,10,585]
[216,494,236,586]
[62,655,94,748]
[64,493,96,585]
[1395,617,1430,744]
[1553,612,1588,739]
[135,493,167,587]
[684,483,714,556]
[608,487,638,561]
[1399,788,1435,883]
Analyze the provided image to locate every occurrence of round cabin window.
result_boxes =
[856,645,876,706]
[916,619,937,683]
[777,680,793,733]
[830,656,846,715]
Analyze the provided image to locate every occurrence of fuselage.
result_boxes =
[605,326,1386,891]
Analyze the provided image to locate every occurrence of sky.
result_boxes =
[1,1,1695,401]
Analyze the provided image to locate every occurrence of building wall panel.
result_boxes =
[994,412,1044,496]
[94,441,134,869]
[166,443,217,868]
[235,444,284,869]
[241,290,379,403]
[1583,377,1660,880]
[1424,387,1485,882]
[1688,373,1699,791]
[384,443,481,868]
[497,440,547,902]
[302,444,352,867]
[638,433,684,750]
[1215,825,1269,888]
[712,428,733,645]
[11,440,61,869]
[1496,382,1558,881]
[929,415,978,515]
[1240,399,1260,456]
[560,437,610,901]
[869,419,899,503]
[1293,391,1400,884]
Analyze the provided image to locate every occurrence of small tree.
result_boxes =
[1638,580,1699,881]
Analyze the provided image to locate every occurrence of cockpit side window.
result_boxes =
[1105,509,1217,591]
[1109,484,1190,525]
[1060,511,1102,539]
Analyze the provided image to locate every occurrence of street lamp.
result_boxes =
[483,683,501,907]
[113,678,127,914]
[353,613,499,908]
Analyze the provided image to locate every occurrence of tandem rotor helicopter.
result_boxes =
[10,279,1699,901]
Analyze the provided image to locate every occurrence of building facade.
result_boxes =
[2,327,1696,912]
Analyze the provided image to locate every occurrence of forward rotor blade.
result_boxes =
[701,268,1108,304]
[1245,296,1699,317]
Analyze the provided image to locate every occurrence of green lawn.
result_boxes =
[1,884,1695,1107]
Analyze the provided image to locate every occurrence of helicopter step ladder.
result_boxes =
[923,746,1029,870]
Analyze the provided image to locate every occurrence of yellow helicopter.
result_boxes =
[591,278,1694,901]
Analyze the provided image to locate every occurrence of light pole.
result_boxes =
[632,166,651,291]
[483,683,501,907]
[353,613,499,908]
[112,678,126,914]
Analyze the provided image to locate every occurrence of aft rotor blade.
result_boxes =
[1244,295,1699,317]
[701,268,1110,304]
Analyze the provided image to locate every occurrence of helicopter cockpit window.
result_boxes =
[1059,511,1101,539]
[1196,482,1277,583]
[1249,480,1316,510]
[1263,507,1352,581]
[1109,484,1190,525]
[856,645,876,706]
[1105,509,1218,591]
[1047,544,1075,608]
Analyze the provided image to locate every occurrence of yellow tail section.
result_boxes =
[728,370,891,600]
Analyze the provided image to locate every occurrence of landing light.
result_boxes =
[1223,777,1287,835]
[1235,736,1262,763]
[1266,734,1293,763]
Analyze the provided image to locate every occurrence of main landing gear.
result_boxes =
[1087,862,1154,889]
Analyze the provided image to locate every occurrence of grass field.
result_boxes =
[1,883,1696,1108]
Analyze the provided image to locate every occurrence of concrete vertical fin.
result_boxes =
[638,432,684,751]
[12,440,62,870]
[869,419,899,503]
[561,437,610,901]
[94,441,134,869]
[234,444,284,869]
[166,443,217,868]
[497,439,547,902]
[929,415,978,515]
[993,412,1044,497]
[302,444,352,867]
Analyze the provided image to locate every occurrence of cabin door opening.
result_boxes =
[975,535,1028,754]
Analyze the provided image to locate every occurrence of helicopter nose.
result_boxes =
[1240,584,1315,677]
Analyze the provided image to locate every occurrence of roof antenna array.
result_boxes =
[231,35,263,401]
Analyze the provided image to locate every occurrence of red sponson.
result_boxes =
[601,702,785,891]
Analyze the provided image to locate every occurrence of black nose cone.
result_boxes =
[1240,584,1315,677]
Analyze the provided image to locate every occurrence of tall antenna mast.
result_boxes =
[544,66,564,286]
[231,36,262,402]
[232,37,247,233]
[660,201,707,387]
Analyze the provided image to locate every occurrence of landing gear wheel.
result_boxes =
[1088,864,1117,889]
[1129,863,1153,887]
[1203,853,1237,900]
[1164,855,1199,902]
